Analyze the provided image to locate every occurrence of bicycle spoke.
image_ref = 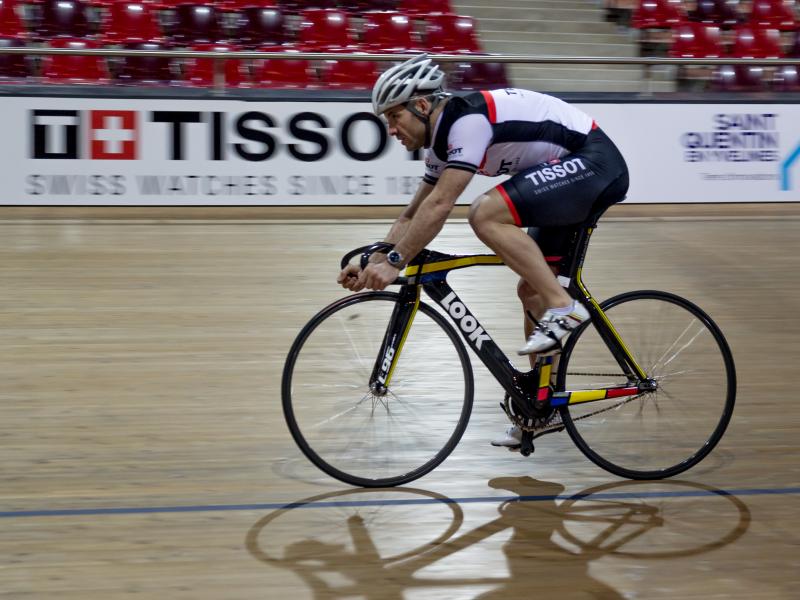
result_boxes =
[284,293,473,486]
[559,292,734,478]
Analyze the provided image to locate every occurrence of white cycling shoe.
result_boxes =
[490,425,522,448]
[518,301,589,355]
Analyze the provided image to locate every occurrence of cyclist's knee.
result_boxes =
[468,194,491,236]
[469,191,509,238]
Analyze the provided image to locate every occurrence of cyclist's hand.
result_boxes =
[337,264,366,291]
[362,261,399,291]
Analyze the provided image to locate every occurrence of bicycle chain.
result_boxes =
[504,391,648,435]
[503,393,559,433]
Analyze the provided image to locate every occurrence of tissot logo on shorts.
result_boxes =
[525,157,588,186]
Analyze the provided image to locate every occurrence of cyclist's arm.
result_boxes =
[391,168,473,262]
[383,180,435,245]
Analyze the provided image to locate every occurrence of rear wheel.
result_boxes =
[282,291,474,487]
[556,290,736,479]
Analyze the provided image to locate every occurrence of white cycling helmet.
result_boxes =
[371,53,446,116]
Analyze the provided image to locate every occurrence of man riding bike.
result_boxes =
[337,54,629,448]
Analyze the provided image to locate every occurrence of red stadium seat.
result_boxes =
[253,44,315,88]
[670,21,723,57]
[318,53,378,89]
[362,10,416,52]
[218,0,279,11]
[0,0,25,38]
[789,29,800,56]
[670,22,723,88]
[101,1,163,45]
[731,24,783,57]
[41,38,109,83]
[750,0,798,31]
[113,40,175,84]
[398,0,451,17]
[690,0,743,28]
[712,63,768,90]
[773,64,800,90]
[234,5,287,48]
[297,8,355,50]
[184,42,250,87]
[168,4,221,45]
[34,0,91,39]
[631,0,686,28]
[421,13,481,53]
[339,0,398,15]
[0,35,29,78]
[450,60,509,90]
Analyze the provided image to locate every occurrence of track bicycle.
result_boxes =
[282,211,736,487]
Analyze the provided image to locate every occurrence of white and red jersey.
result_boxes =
[423,88,596,185]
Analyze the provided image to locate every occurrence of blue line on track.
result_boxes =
[1,486,798,519]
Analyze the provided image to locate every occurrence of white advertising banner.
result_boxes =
[2,96,799,205]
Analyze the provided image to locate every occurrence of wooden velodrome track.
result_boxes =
[1,203,799,599]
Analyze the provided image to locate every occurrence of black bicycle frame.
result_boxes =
[358,213,650,412]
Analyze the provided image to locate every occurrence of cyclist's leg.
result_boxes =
[470,128,628,354]
[518,226,574,367]
[468,191,572,312]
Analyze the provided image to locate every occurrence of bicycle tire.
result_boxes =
[556,290,736,479]
[282,291,474,487]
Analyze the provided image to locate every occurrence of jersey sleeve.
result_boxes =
[423,149,445,185]
[443,113,493,175]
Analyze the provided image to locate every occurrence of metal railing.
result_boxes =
[1,48,798,94]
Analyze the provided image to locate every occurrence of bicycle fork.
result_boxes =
[369,286,421,395]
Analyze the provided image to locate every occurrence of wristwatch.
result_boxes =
[386,250,405,268]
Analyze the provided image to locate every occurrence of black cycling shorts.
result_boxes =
[495,126,629,230]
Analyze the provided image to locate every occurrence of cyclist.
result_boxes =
[337,54,629,447]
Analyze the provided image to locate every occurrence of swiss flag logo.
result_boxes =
[90,110,137,160]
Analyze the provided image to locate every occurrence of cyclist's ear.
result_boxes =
[414,96,432,115]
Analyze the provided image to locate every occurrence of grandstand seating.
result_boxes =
[669,21,723,88]
[184,42,250,87]
[113,40,174,84]
[34,0,91,39]
[0,0,25,38]
[167,4,221,45]
[750,0,797,31]
[690,0,742,29]
[234,6,287,48]
[731,24,783,58]
[41,37,109,83]
[398,0,452,17]
[670,21,723,57]
[773,64,799,89]
[622,0,799,90]
[297,8,356,50]
[449,60,509,90]
[421,12,481,53]
[0,35,28,78]
[101,1,163,45]
[361,10,417,52]
[5,0,794,90]
[632,0,686,29]
[712,63,768,90]
[318,53,378,89]
[253,44,314,88]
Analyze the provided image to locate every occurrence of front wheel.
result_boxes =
[556,290,736,479]
[282,291,474,488]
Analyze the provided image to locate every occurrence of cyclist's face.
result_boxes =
[383,103,425,151]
